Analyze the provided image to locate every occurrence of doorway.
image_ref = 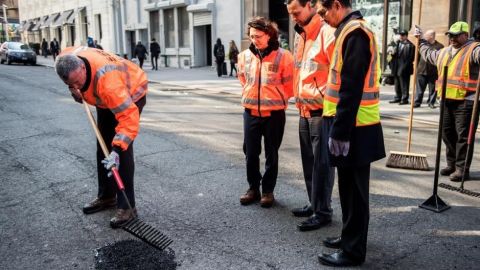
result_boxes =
[193,24,212,67]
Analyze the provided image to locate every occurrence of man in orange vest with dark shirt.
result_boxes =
[287,0,336,232]
[55,47,148,228]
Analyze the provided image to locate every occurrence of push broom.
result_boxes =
[386,0,429,170]
[439,72,480,198]
[82,101,173,250]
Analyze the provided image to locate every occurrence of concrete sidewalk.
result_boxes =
[37,56,442,126]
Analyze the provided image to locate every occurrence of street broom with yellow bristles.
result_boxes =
[386,0,429,170]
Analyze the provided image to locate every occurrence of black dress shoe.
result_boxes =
[297,215,331,231]
[291,205,313,217]
[399,100,409,105]
[413,103,421,108]
[389,99,400,103]
[318,250,363,267]
[323,236,342,249]
[82,197,116,214]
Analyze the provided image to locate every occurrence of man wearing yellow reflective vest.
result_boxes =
[55,47,148,228]
[316,0,385,267]
[237,17,294,208]
[416,21,480,182]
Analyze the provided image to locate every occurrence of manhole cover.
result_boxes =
[95,239,177,270]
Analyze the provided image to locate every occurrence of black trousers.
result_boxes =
[230,62,237,76]
[394,73,411,102]
[415,74,437,106]
[443,100,479,170]
[338,164,370,262]
[151,55,158,70]
[243,109,286,193]
[96,95,146,209]
[299,114,335,218]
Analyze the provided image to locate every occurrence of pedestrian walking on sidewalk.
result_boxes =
[414,30,444,108]
[416,22,480,182]
[50,38,60,61]
[214,38,226,77]
[389,29,415,105]
[54,46,148,228]
[134,41,148,69]
[150,38,160,70]
[286,0,336,232]
[316,0,385,266]
[41,39,48,58]
[237,16,294,208]
[228,40,239,76]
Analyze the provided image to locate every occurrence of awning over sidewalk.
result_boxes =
[65,7,85,25]
[17,20,27,31]
[51,10,73,28]
[22,20,36,32]
[41,12,59,29]
[31,15,49,31]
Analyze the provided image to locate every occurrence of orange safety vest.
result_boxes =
[293,14,335,118]
[435,41,480,100]
[323,19,381,126]
[60,46,148,150]
[238,47,294,117]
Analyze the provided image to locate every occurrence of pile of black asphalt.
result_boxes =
[95,240,177,270]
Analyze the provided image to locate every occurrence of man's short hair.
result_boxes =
[319,0,352,8]
[55,54,84,81]
[286,0,311,7]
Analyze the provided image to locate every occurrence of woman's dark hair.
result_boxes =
[216,38,222,45]
[319,0,352,9]
[247,16,280,48]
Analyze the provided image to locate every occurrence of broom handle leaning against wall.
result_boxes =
[407,0,423,153]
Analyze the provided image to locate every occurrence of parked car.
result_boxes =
[0,42,37,65]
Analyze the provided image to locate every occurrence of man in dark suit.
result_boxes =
[389,30,415,105]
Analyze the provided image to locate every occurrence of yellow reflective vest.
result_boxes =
[323,19,381,126]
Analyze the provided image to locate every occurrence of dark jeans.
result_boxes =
[216,58,224,77]
[243,109,286,193]
[443,100,479,170]
[96,95,146,209]
[151,55,158,70]
[230,62,237,76]
[415,74,437,106]
[394,73,411,102]
[299,114,335,217]
[338,164,370,262]
[138,57,145,69]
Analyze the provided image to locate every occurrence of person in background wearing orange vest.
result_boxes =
[316,0,385,266]
[55,47,148,228]
[415,22,480,182]
[237,17,294,208]
[286,0,336,232]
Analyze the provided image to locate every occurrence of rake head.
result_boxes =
[122,218,173,251]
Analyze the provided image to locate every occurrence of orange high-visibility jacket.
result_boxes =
[61,46,148,151]
[238,46,294,117]
[293,14,335,118]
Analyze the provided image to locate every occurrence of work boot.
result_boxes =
[82,197,116,214]
[260,193,275,208]
[449,168,470,182]
[440,166,455,176]
[110,208,137,229]
[240,188,260,205]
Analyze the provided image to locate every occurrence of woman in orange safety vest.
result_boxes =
[237,16,294,208]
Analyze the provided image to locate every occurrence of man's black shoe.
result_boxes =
[297,215,331,231]
[291,205,313,217]
[82,197,116,214]
[389,99,400,104]
[440,166,455,176]
[428,103,436,109]
[318,250,363,267]
[413,103,421,108]
[399,100,409,105]
[323,236,342,249]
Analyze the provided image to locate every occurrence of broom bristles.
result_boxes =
[386,151,430,171]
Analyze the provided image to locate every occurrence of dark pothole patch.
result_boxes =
[95,239,177,270]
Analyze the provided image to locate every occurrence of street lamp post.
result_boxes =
[1,4,9,41]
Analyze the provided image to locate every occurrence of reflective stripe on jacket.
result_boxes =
[436,41,480,100]
[238,47,294,117]
[323,19,381,126]
[293,14,335,118]
[61,46,148,150]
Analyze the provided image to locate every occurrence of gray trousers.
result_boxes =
[299,114,335,218]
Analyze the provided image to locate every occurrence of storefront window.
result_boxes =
[150,11,159,42]
[164,8,175,48]
[178,7,189,47]
[352,0,385,48]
